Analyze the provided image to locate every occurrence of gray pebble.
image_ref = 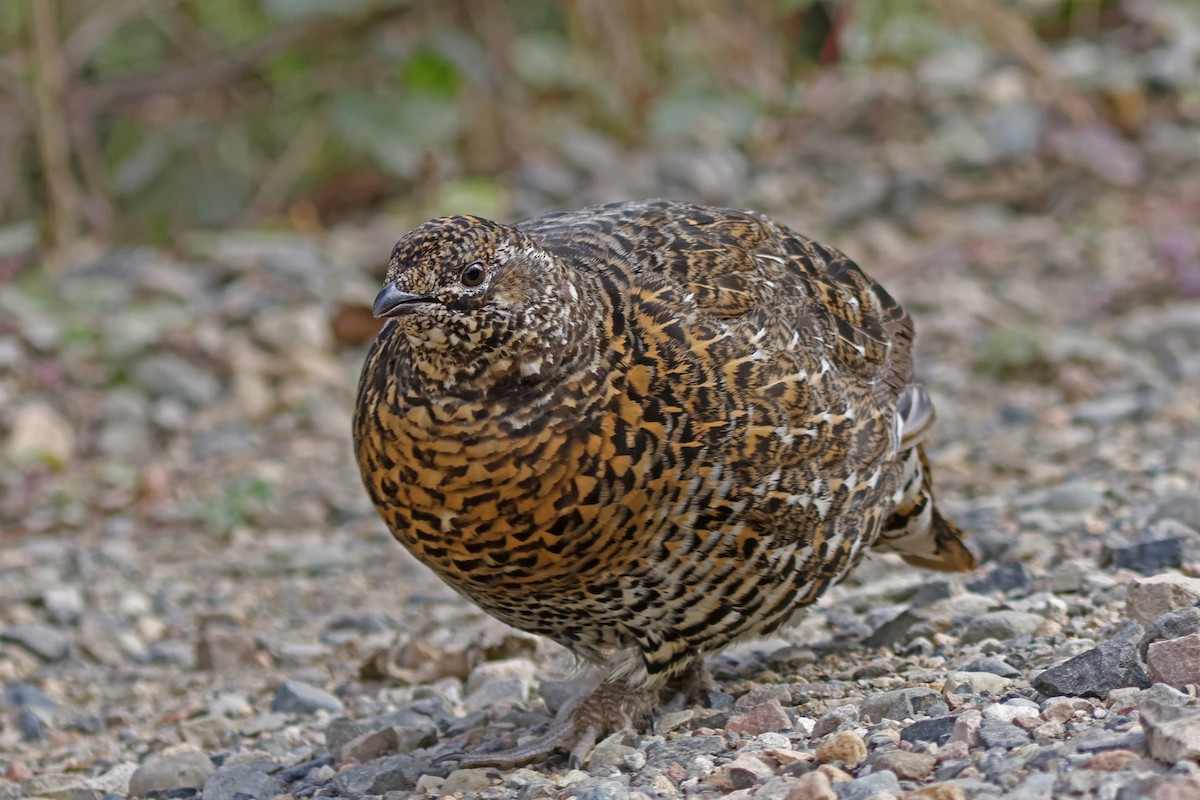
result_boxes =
[325,716,365,758]
[334,755,419,797]
[979,718,1032,750]
[271,679,344,715]
[203,761,280,800]
[129,748,214,797]
[463,676,530,713]
[812,704,860,738]
[134,353,221,406]
[16,708,46,741]
[900,714,957,746]
[0,624,71,662]
[959,656,1022,678]
[1,682,58,714]
[569,777,630,800]
[1033,481,1106,513]
[985,103,1044,160]
[967,563,1033,597]
[963,610,1046,643]
[638,735,725,774]
[42,586,84,625]
[859,687,943,723]
[833,769,901,800]
[1139,699,1200,763]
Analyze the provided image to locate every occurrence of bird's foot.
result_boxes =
[433,680,659,770]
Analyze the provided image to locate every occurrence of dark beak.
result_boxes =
[372,282,433,318]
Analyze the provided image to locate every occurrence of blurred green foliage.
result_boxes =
[0,0,1120,246]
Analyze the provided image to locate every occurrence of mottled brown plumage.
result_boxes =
[353,199,975,766]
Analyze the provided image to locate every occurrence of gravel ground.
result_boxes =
[4,7,1200,799]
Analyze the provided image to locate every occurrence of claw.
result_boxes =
[427,676,681,769]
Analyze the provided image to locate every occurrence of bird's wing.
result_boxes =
[519,198,914,407]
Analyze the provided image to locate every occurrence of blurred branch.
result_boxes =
[63,0,163,76]
[74,20,312,113]
[30,0,85,251]
[246,116,330,224]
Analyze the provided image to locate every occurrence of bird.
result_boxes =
[353,199,976,768]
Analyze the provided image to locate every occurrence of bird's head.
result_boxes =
[372,215,592,389]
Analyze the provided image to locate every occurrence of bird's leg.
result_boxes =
[434,679,659,770]
[658,659,717,709]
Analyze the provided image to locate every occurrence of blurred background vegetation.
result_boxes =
[0,0,1160,261]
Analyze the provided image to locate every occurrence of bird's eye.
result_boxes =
[460,262,486,287]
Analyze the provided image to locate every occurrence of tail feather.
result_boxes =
[874,445,976,573]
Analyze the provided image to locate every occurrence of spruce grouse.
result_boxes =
[353,199,975,767]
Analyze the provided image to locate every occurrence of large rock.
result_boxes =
[1147,632,1200,689]
[1126,574,1200,626]
[1140,699,1200,764]
[1032,637,1149,698]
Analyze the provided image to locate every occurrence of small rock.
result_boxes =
[862,608,925,651]
[0,624,71,662]
[1032,638,1148,697]
[983,702,1040,725]
[271,679,344,715]
[1126,573,1200,626]
[1139,607,1200,658]
[1104,539,1186,575]
[465,657,538,694]
[812,704,859,738]
[590,737,642,772]
[16,708,45,741]
[340,726,399,762]
[815,731,867,767]
[570,778,630,800]
[6,401,74,462]
[985,103,1044,160]
[725,698,792,736]
[860,687,943,723]
[463,676,529,712]
[966,562,1032,597]
[948,709,982,747]
[833,769,901,800]
[332,754,417,797]
[979,718,1031,750]
[962,610,1046,643]
[195,627,261,671]
[958,656,1020,678]
[441,767,492,795]
[1084,748,1142,771]
[942,671,1013,698]
[906,782,967,800]
[325,716,366,758]
[1147,631,1200,689]
[712,754,774,790]
[5,762,32,782]
[42,587,84,625]
[1140,699,1200,763]
[901,715,958,746]
[135,354,221,407]
[783,769,836,800]
[202,761,280,800]
[0,682,57,715]
[129,747,215,797]
[1036,481,1107,513]
[656,708,696,734]
[870,749,936,780]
